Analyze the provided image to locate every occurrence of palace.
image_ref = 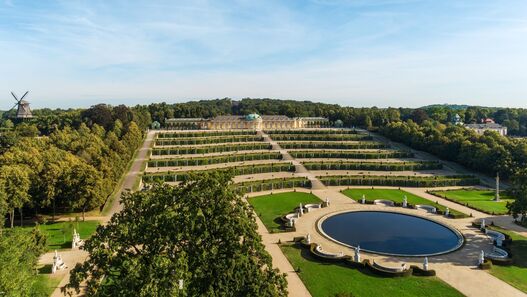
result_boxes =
[165,114,329,130]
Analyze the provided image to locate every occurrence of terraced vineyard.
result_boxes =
[143,128,477,192]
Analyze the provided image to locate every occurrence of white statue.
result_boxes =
[52,250,67,274]
[354,245,361,262]
[72,229,84,249]
[299,203,304,216]
[478,250,485,266]
[444,208,449,217]
[481,219,486,230]
[423,257,429,271]
[325,197,330,206]
[402,196,408,208]
[178,279,184,290]
[288,217,294,227]
[306,233,311,244]
[361,195,366,204]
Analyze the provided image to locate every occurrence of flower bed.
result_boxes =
[155,135,263,146]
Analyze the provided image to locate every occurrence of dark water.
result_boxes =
[321,211,463,256]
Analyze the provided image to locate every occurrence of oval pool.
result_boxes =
[319,211,463,256]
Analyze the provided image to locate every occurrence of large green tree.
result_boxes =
[0,228,46,296]
[66,172,287,296]
[0,164,32,228]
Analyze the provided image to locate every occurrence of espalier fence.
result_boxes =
[148,152,283,167]
[151,143,272,155]
[318,175,479,187]
[143,163,296,182]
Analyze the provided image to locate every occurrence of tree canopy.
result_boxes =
[66,172,287,297]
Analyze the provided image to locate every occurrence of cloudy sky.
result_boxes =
[1,0,527,109]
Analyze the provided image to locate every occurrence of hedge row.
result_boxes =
[147,152,282,167]
[290,150,413,159]
[269,134,371,141]
[151,143,272,155]
[319,175,479,187]
[304,161,442,171]
[157,130,256,138]
[266,129,358,135]
[278,142,387,150]
[236,178,311,193]
[155,135,263,146]
[143,163,296,182]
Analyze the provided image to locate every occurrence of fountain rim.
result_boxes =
[316,209,465,257]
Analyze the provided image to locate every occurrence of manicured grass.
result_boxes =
[488,227,527,293]
[248,192,321,232]
[280,244,463,297]
[32,272,61,297]
[342,189,467,217]
[430,189,514,215]
[21,220,100,250]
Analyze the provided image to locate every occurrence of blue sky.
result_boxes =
[1,0,527,109]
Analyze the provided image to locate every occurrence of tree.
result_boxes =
[410,109,429,124]
[66,162,104,221]
[0,165,32,228]
[508,169,527,225]
[0,228,46,296]
[66,172,287,296]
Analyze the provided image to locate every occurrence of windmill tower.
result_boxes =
[9,91,33,119]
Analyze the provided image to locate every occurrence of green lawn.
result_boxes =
[488,227,527,293]
[430,190,514,215]
[248,192,321,232]
[280,244,463,297]
[22,220,100,250]
[32,272,62,297]
[342,189,467,217]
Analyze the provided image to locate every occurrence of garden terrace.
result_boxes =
[157,130,256,138]
[147,152,283,167]
[151,143,272,155]
[248,192,322,232]
[318,175,479,187]
[155,135,264,146]
[428,189,515,215]
[142,163,296,183]
[278,142,387,150]
[269,134,372,141]
[303,160,442,171]
[236,177,311,193]
[341,189,467,218]
[265,129,359,134]
[290,150,413,159]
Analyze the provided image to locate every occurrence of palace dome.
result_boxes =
[245,113,261,121]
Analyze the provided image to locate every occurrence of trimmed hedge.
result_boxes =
[266,129,358,135]
[236,178,311,193]
[148,152,282,167]
[143,163,296,182]
[155,135,263,146]
[157,130,256,138]
[290,150,413,159]
[278,142,387,150]
[304,161,442,171]
[270,134,371,141]
[319,175,479,187]
[151,143,272,155]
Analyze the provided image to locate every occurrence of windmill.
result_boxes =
[9,91,33,119]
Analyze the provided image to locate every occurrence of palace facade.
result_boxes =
[165,114,329,130]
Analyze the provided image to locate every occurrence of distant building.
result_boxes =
[165,114,329,130]
[452,114,463,125]
[465,119,508,136]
